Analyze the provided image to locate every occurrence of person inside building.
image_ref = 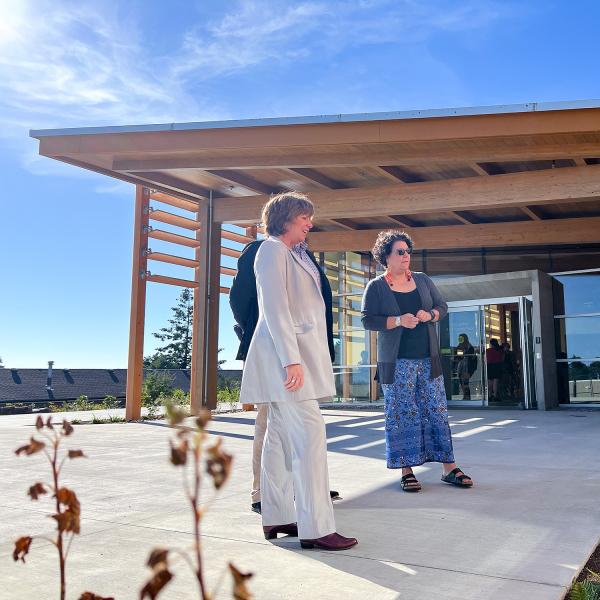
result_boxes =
[455,333,478,400]
[238,191,357,551]
[486,338,504,402]
[361,230,473,492]
[229,220,340,516]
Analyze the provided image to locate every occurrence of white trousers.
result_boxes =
[260,400,336,539]
[251,404,268,503]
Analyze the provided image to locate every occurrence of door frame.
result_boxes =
[443,295,534,408]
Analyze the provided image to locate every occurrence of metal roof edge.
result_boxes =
[29,99,600,139]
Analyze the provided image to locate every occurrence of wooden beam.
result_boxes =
[214,165,600,223]
[221,246,242,259]
[150,191,200,212]
[521,206,543,220]
[125,186,150,421]
[222,229,254,245]
[307,216,600,252]
[108,140,600,170]
[147,251,199,269]
[149,209,200,230]
[220,266,237,277]
[573,158,587,167]
[148,228,200,248]
[147,274,198,288]
[206,170,276,195]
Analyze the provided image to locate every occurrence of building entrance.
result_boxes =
[438,297,536,409]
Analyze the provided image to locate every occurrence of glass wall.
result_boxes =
[317,244,600,406]
[554,271,600,404]
[320,251,375,401]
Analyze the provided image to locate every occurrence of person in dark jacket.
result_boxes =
[361,230,473,492]
[229,236,338,514]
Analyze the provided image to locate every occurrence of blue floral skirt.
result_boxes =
[382,358,455,468]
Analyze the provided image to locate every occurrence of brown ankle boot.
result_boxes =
[300,532,358,550]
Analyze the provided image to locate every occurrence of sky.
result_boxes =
[2,0,600,370]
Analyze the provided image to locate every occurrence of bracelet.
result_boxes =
[429,310,436,321]
[395,316,402,328]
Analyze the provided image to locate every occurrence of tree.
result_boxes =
[0,356,4,368]
[144,290,193,369]
[144,289,226,370]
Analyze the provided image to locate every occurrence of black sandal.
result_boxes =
[401,473,422,492]
[441,467,473,488]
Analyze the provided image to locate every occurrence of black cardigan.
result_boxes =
[229,240,335,363]
[361,272,448,383]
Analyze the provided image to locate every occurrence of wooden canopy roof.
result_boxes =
[31,100,600,252]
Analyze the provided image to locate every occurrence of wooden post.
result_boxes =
[125,185,150,420]
[190,201,210,415]
[205,218,222,410]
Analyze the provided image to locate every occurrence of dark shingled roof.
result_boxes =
[0,369,242,403]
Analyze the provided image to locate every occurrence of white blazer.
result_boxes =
[239,237,336,404]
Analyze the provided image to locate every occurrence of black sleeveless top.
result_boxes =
[393,289,430,359]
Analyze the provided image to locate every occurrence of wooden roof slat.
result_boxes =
[147,251,199,269]
[287,168,346,189]
[148,228,200,248]
[521,206,544,220]
[149,209,200,231]
[206,170,275,195]
[147,274,198,288]
[150,192,200,212]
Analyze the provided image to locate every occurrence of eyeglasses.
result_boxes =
[394,248,412,256]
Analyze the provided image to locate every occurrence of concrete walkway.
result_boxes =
[1,408,599,599]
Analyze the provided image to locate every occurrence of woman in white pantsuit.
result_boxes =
[240,191,358,551]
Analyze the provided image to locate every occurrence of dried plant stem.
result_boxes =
[50,433,67,600]
[191,437,209,600]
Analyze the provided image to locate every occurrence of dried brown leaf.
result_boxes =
[13,536,32,563]
[15,437,46,456]
[51,509,80,534]
[68,449,86,460]
[45,415,54,429]
[28,482,48,501]
[146,548,169,570]
[62,420,74,436]
[140,568,173,599]
[53,487,81,533]
[79,593,115,600]
[169,439,188,466]
[195,409,211,430]
[206,438,233,490]
[35,415,44,430]
[229,562,253,600]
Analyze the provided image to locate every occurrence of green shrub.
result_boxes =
[217,381,240,407]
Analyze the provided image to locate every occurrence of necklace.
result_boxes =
[384,269,412,287]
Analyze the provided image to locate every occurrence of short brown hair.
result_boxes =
[261,191,314,236]
[371,230,414,267]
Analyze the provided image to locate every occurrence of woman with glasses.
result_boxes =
[361,230,473,492]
